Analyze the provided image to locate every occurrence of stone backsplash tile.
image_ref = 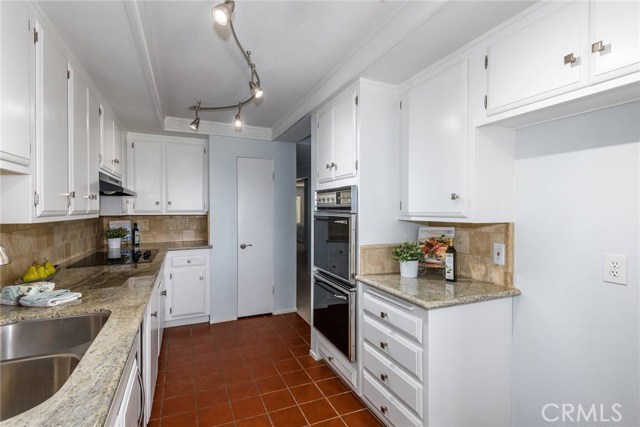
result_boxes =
[359,222,514,288]
[101,215,208,245]
[0,218,102,286]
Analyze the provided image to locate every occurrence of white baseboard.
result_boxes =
[209,315,238,324]
[164,315,210,328]
[273,307,297,315]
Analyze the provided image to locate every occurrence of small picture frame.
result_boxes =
[417,226,455,268]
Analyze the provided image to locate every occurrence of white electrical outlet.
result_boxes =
[493,243,505,266]
[603,253,628,285]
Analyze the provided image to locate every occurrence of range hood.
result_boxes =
[99,172,137,197]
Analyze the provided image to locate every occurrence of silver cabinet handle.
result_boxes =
[327,356,334,362]
[592,41,605,53]
[451,193,460,200]
[564,53,577,64]
[187,259,191,263]
[380,406,388,414]
[168,201,172,205]
[240,243,253,249]
[161,290,167,296]
[326,164,331,169]
[380,373,388,382]
[380,311,388,319]
[155,201,160,205]
[331,162,337,170]
[380,341,388,349]
[151,311,158,318]
[135,367,145,427]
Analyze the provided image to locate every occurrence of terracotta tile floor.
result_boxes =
[150,313,382,427]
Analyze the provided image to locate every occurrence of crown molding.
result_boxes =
[164,116,272,141]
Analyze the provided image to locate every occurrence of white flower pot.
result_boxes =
[107,238,121,250]
[399,260,419,278]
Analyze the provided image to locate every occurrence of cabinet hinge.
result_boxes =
[484,55,488,69]
[33,29,38,44]
[67,70,70,79]
[29,143,31,154]
[399,201,402,211]
[400,101,402,109]
[484,95,488,109]
[204,148,206,154]
[170,308,172,314]
[355,160,358,171]
[132,142,134,149]
[170,273,172,280]
[33,192,40,206]
[98,106,102,116]
[272,172,275,181]
[272,286,274,295]
[355,95,358,106]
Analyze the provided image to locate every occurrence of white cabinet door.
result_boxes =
[101,108,115,173]
[316,106,334,183]
[0,1,31,166]
[402,60,468,218]
[68,64,90,215]
[87,90,100,213]
[165,141,205,212]
[143,283,159,424]
[113,122,123,177]
[589,0,640,82]
[132,139,163,213]
[486,1,588,114]
[34,20,69,218]
[170,267,207,318]
[332,89,358,181]
[116,358,142,427]
[158,274,166,347]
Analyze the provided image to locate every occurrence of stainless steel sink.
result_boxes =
[0,313,110,421]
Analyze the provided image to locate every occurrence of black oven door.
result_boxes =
[313,212,356,284]
[313,273,356,362]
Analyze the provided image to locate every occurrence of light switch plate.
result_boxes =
[603,253,627,285]
[493,243,505,266]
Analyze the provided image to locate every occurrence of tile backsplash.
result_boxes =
[100,215,208,244]
[360,222,514,288]
[0,215,208,286]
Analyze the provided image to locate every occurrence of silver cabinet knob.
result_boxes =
[199,276,204,280]
[161,290,167,296]
[155,201,160,205]
[240,243,253,249]
[380,373,388,382]
[380,341,388,349]
[151,311,158,318]
[326,164,330,169]
[187,259,191,264]
[380,406,388,414]
[564,53,577,65]
[451,193,460,200]
[380,311,388,319]
[592,41,605,53]
[327,356,334,362]
[168,201,172,205]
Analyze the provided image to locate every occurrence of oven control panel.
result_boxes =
[316,186,357,211]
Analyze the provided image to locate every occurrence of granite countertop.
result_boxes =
[356,273,521,310]
[0,242,210,427]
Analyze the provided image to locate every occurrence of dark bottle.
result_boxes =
[444,238,457,282]
[133,223,140,247]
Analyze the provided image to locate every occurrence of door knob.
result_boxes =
[240,243,253,249]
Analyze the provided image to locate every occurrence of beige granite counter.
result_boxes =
[0,242,210,427]
[357,273,520,311]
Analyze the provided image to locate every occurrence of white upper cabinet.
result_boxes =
[132,138,163,213]
[0,1,32,169]
[400,60,468,218]
[589,0,640,83]
[87,90,100,213]
[34,19,69,218]
[316,87,358,184]
[165,141,207,213]
[486,1,589,115]
[113,121,123,177]
[130,134,208,215]
[68,64,90,215]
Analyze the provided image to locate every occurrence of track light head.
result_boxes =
[212,0,235,26]
[234,114,242,129]
[249,81,264,99]
[190,116,200,131]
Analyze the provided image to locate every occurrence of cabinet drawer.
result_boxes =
[363,343,423,416]
[317,335,357,390]
[363,371,422,427]
[363,291,422,343]
[171,255,206,268]
[363,315,423,380]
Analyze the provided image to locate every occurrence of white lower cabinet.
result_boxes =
[316,333,358,390]
[143,272,162,425]
[105,331,143,427]
[164,249,210,327]
[358,284,514,427]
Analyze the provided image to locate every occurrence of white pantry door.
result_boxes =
[237,157,275,317]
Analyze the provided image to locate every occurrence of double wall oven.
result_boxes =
[313,186,357,362]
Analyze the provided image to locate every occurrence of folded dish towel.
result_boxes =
[19,282,56,296]
[1,285,21,305]
[19,290,82,307]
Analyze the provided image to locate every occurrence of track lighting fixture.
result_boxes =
[190,102,201,130]
[189,0,263,131]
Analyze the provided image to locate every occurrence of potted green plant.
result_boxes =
[392,241,424,278]
[105,227,129,250]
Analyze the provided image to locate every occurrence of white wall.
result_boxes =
[209,136,296,322]
[512,102,639,427]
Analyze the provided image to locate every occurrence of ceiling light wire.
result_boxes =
[189,0,263,130]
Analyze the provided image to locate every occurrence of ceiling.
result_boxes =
[38,0,534,141]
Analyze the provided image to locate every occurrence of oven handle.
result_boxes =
[314,274,353,295]
[313,212,355,219]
